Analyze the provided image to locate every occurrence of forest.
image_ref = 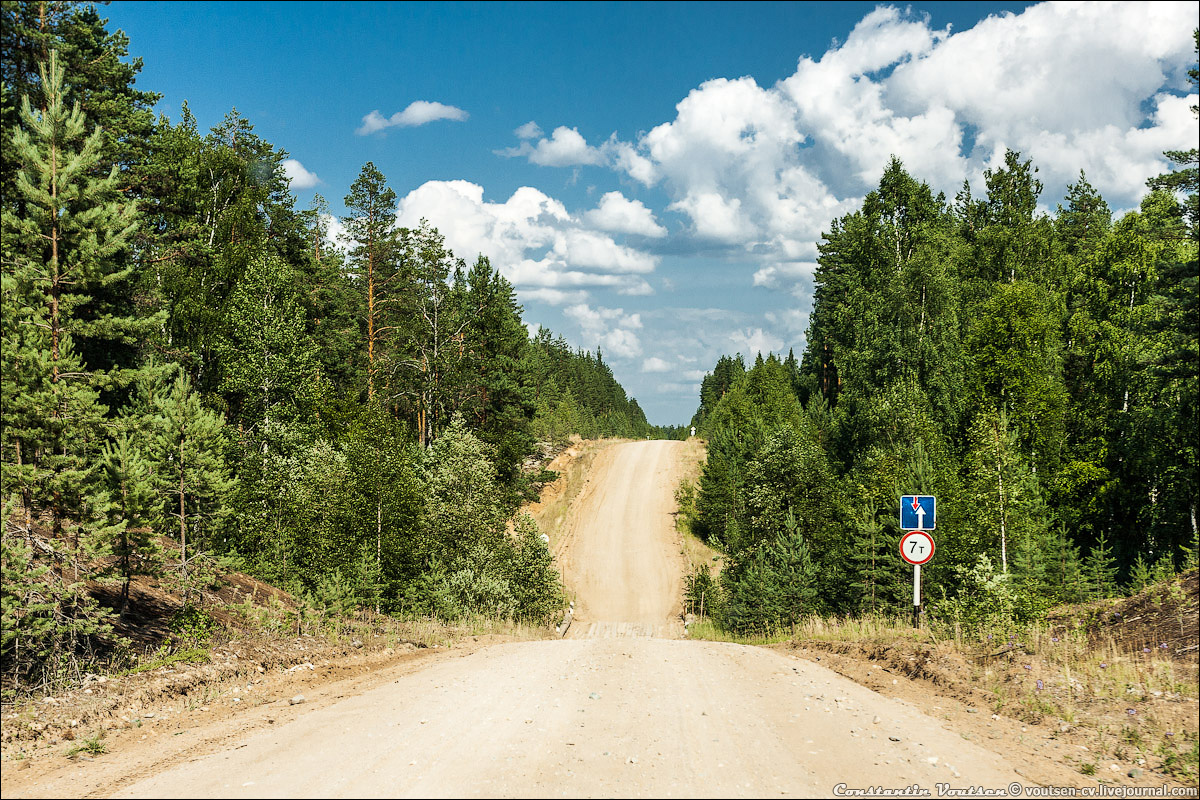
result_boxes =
[0,3,655,689]
[684,36,1198,633]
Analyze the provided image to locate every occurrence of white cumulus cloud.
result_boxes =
[356,101,469,135]
[565,303,644,359]
[497,2,1196,301]
[499,126,606,167]
[282,158,320,189]
[729,327,783,359]
[584,192,668,238]
[514,120,543,139]
[394,180,659,304]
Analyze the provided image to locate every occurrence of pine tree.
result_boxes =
[1128,554,1156,594]
[458,256,536,487]
[342,163,398,401]
[143,372,231,584]
[99,432,160,614]
[1,50,142,545]
[721,510,819,634]
[849,504,899,614]
[1,3,160,206]
[1083,533,1119,599]
[1,499,56,685]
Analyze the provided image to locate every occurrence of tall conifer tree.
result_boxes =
[1,51,141,541]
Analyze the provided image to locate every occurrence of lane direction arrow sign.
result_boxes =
[900,495,936,530]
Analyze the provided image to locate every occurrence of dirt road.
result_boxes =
[90,441,1044,796]
[554,439,688,638]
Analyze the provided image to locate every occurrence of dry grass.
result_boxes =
[524,438,621,550]
[672,438,724,576]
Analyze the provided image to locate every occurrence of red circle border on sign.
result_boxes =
[899,530,935,565]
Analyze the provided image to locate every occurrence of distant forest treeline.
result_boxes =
[0,4,655,688]
[686,38,1198,633]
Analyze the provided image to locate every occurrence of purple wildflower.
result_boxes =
[1036,680,1044,690]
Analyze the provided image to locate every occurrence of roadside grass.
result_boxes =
[672,438,723,577]
[688,613,927,645]
[64,733,106,758]
[686,617,792,645]
[525,438,618,551]
[119,647,211,676]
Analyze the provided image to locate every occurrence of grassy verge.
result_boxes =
[672,438,723,577]
[119,647,211,676]
[525,438,619,550]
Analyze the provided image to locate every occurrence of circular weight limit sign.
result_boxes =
[900,530,935,566]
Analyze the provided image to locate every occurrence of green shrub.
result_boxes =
[169,605,216,645]
[721,513,819,635]
[934,554,1018,635]
[684,565,721,617]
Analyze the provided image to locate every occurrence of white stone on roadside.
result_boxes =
[289,695,305,705]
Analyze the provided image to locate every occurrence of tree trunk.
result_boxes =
[993,421,1007,574]
[180,428,188,580]
[120,480,131,616]
[49,92,62,543]
[366,214,376,400]
[376,499,382,615]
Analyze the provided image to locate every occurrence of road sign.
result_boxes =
[900,495,936,530]
[899,530,935,566]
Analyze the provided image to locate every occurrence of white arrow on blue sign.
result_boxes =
[900,495,936,530]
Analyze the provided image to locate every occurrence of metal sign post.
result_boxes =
[913,563,921,628]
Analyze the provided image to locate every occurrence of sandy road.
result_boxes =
[112,440,1035,797]
[555,439,687,638]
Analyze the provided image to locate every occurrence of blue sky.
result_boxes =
[103,1,1198,424]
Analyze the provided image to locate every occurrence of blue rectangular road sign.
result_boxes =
[900,495,936,530]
